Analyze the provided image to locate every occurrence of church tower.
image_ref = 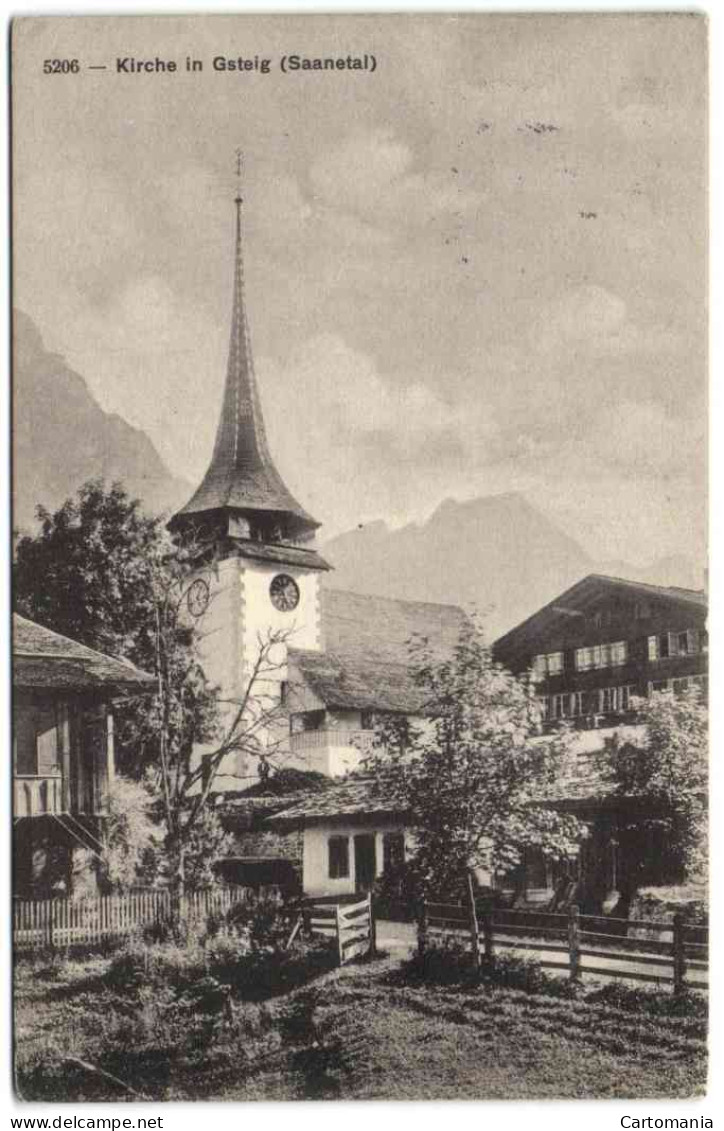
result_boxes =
[169,170,330,784]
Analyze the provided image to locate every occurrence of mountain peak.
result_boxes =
[13,310,190,532]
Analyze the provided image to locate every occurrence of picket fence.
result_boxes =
[13,885,280,952]
[420,899,708,993]
[306,893,376,965]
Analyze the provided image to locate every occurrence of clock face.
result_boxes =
[187,578,210,618]
[270,573,300,612]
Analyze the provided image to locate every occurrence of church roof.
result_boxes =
[13,614,155,692]
[288,588,467,712]
[288,647,426,714]
[171,195,319,536]
[320,587,467,664]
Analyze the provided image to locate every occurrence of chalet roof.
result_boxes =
[267,777,407,827]
[171,197,318,538]
[494,573,707,663]
[13,614,155,693]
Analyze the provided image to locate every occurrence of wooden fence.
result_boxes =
[420,898,708,992]
[306,893,376,966]
[13,885,279,952]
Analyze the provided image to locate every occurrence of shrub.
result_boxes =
[587,981,708,1019]
[400,939,475,985]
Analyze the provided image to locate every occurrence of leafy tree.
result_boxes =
[367,618,585,896]
[100,776,163,891]
[14,479,291,890]
[604,688,708,882]
[14,480,163,667]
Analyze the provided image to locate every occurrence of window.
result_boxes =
[619,685,637,711]
[551,693,568,719]
[301,710,325,732]
[36,725,59,775]
[532,651,564,680]
[648,630,701,661]
[360,710,376,731]
[328,836,350,879]
[570,691,585,717]
[575,642,627,671]
[610,641,627,666]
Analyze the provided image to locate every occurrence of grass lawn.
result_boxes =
[15,952,707,1102]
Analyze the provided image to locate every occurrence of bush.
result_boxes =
[400,939,475,985]
[587,981,708,1019]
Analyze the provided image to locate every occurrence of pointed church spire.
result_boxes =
[170,158,320,545]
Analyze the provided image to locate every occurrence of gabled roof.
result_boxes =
[267,777,407,827]
[287,588,467,713]
[494,573,707,662]
[288,647,426,714]
[13,614,155,692]
[320,588,467,665]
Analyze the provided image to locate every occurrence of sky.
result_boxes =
[12,12,707,565]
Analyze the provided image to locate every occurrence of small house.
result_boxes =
[268,778,409,898]
[13,613,154,897]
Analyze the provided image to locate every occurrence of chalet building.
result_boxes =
[493,574,707,730]
[13,614,154,898]
[492,575,708,906]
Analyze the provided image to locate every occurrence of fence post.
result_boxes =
[466,872,481,976]
[673,913,686,995]
[568,904,581,983]
[368,892,377,957]
[417,895,428,957]
[47,901,54,952]
[335,904,345,967]
[481,903,495,965]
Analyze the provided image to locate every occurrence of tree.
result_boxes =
[604,687,708,883]
[100,776,163,891]
[367,618,585,896]
[14,479,293,889]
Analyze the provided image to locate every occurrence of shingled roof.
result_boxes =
[494,573,707,664]
[320,588,467,665]
[288,648,426,713]
[13,614,155,692]
[267,777,408,828]
[287,588,467,713]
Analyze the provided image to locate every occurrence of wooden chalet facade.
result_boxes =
[493,574,708,907]
[13,614,154,898]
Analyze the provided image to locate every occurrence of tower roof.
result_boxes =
[170,192,320,539]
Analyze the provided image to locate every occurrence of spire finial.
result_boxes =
[235,148,243,205]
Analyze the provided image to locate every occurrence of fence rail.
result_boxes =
[306,893,375,966]
[420,897,708,993]
[13,885,279,952]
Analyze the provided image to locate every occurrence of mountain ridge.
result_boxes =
[13,310,190,534]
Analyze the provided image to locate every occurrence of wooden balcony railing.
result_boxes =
[290,729,377,755]
[14,774,65,817]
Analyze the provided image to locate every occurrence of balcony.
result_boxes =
[290,728,377,756]
[14,774,65,817]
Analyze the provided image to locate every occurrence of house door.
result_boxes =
[354,834,376,892]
